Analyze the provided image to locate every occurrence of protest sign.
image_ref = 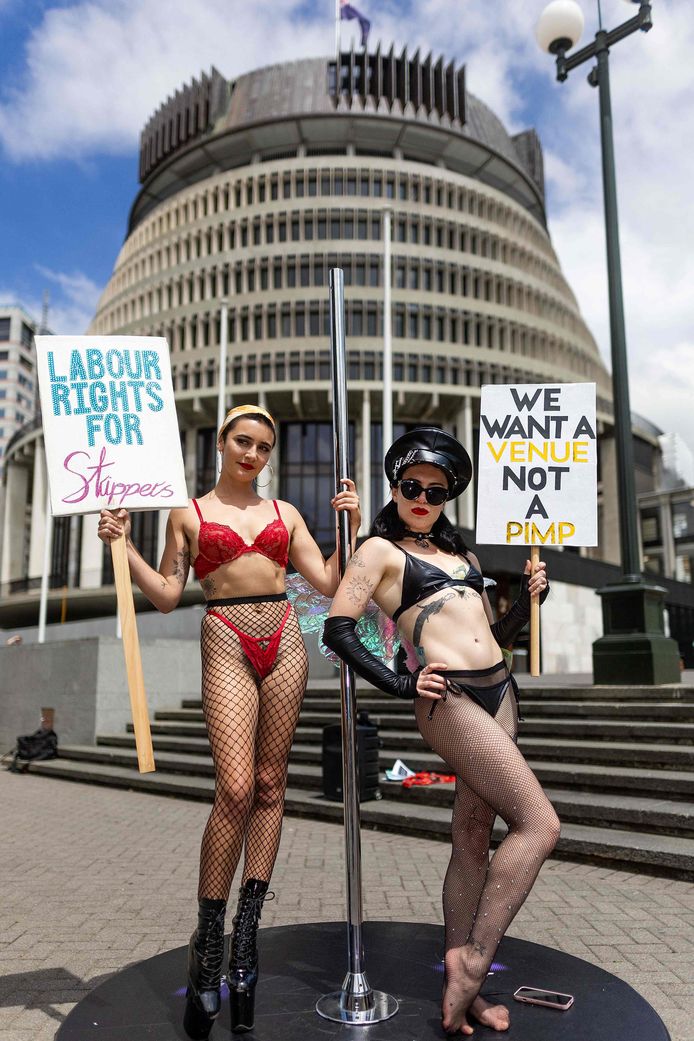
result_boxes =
[476,383,598,548]
[35,335,189,774]
[476,383,598,676]
[35,335,188,516]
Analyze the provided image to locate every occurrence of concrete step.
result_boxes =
[181,682,694,708]
[96,733,694,800]
[23,758,694,878]
[301,699,694,722]
[382,781,694,837]
[159,701,694,725]
[47,744,694,839]
[100,733,213,754]
[292,734,694,770]
[50,744,323,789]
[301,707,694,732]
[119,724,694,769]
[292,717,694,744]
[142,716,694,747]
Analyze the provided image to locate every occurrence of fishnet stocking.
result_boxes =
[198,601,308,900]
[415,670,560,975]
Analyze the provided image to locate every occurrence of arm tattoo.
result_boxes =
[347,552,366,570]
[344,574,375,608]
[170,549,190,585]
[201,575,217,598]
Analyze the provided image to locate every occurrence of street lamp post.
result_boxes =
[536,0,680,684]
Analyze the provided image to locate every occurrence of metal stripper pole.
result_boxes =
[316,270,398,1025]
[382,208,393,503]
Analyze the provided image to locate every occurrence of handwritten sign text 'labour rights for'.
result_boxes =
[476,383,598,547]
[36,336,188,516]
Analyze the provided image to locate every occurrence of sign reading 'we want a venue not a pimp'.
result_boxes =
[36,336,188,517]
[476,382,598,548]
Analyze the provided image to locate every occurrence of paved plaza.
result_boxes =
[1,769,693,1041]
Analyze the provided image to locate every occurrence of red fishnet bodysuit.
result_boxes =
[192,501,308,900]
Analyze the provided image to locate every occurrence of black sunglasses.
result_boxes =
[398,479,448,506]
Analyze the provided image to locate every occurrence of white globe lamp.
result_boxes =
[535,0,585,54]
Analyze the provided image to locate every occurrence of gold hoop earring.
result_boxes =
[255,463,274,489]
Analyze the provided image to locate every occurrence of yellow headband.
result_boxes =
[218,404,276,441]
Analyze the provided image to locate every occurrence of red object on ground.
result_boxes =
[401,771,455,788]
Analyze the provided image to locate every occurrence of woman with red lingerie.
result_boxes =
[97,404,360,1038]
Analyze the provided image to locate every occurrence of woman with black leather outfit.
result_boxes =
[98,405,360,1038]
[323,427,558,1036]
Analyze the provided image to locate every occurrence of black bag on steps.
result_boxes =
[5,727,58,772]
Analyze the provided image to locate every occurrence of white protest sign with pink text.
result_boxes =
[36,335,188,516]
[476,382,598,548]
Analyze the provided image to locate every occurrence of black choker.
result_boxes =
[404,529,434,547]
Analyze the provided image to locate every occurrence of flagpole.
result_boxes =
[335,0,340,57]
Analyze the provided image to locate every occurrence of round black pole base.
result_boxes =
[55,921,670,1041]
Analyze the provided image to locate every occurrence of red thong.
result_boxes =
[192,498,290,580]
[207,603,292,679]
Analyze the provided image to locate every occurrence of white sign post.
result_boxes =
[476,383,598,675]
[35,335,189,773]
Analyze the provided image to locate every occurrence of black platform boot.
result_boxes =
[228,878,272,1033]
[183,898,227,1040]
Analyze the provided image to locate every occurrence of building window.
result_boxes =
[281,421,355,553]
[196,427,217,497]
[370,422,407,517]
[52,516,83,589]
[20,323,33,349]
[0,319,10,340]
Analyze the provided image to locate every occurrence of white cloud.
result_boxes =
[0,268,103,335]
[1,0,693,455]
[0,0,331,159]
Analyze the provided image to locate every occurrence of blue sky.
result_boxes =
[1,0,693,456]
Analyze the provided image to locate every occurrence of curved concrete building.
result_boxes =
[2,49,636,635]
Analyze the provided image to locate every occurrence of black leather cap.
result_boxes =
[384,427,473,499]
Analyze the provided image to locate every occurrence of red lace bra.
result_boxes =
[192,498,290,580]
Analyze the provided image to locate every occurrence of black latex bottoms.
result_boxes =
[440,660,510,717]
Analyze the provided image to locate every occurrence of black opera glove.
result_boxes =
[490,573,550,649]
[323,616,420,700]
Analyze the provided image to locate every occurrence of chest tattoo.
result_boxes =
[412,587,480,646]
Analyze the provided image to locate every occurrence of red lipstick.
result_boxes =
[412,507,429,516]
[240,463,254,471]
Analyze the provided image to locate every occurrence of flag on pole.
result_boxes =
[340,0,370,47]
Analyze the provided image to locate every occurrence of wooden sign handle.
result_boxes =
[110,534,155,773]
[529,544,541,677]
